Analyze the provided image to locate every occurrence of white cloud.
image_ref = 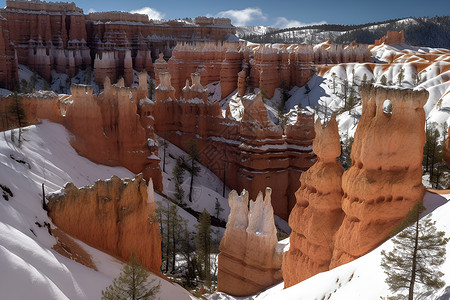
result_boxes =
[130,7,165,20]
[216,7,266,26]
[273,17,327,29]
[88,8,96,13]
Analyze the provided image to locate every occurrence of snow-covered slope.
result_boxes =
[0,122,195,300]
[211,191,450,300]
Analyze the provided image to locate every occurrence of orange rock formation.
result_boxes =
[374,30,405,46]
[330,85,428,268]
[153,72,315,220]
[0,0,235,87]
[282,85,428,288]
[47,174,161,273]
[282,115,344,287]
[217,188,283,296]
[0,75,162,191]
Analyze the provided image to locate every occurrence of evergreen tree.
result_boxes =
[156,201,184,273]
[214,198,224,220]
[179,220,196,287]
[381,203,449,300]
[397,68,405,86]
[173,158,185,203]
[185,139,200,203]
[102,253,160,300]
[195,209,212,288]
[8,93,27,146]
[380,75,388,86]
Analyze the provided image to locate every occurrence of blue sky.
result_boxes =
[2,0,449,27]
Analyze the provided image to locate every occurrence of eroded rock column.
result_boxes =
[330,86,428,268]
[282,115,344,288]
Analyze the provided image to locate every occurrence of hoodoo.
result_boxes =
[217,188,283,296]
[331,85,428,268]
[282,115,344,287]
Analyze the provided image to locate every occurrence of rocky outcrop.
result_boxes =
[217,188,282,296]
[331,85,428,268]
[282,115,344,287]
[47,174,161,273]
[64,77,162,190]
[374,30,405,46]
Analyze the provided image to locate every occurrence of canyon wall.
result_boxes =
[282,85,428,288]
[47,174,161,272]
[217,188,283,296]
[0,0,235,87]
[153,72,315,220]
[282,115,344,287]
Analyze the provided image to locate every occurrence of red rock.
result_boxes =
[330,85,428,268]
[282,115,344,288]
[153,72,315,220]
[374,30,405,46]
[47,174,162,273]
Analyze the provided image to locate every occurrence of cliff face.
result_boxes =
[153,72,315,220]
[217,188,282,296]
[47,174,161,272]
[282,116,344,287]
[0,0,236,88]
[330,85,428,268]
[64,78,162,190]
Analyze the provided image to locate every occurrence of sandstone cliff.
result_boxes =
[64,78,162,190]
[217,188,282,296]
[47,174,161,272]
[282,115,344,288]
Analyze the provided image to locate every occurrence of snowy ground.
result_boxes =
[210,191,450,300]
[0,122,196,300]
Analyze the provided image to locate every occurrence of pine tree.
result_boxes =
[173,158,185,203]
[185,139,200,202]
[156,201,184,273]
[381,203,449,300]
[195,209,212,288]
[214,198,224,219]
[102,253,160,300]
[8,93,27,146]
[397,68,405,86]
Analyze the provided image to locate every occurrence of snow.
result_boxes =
[211,191,450,300]
[0,122,196,299]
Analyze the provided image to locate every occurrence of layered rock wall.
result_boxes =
[217,188,282,296]
[0,0,236,87]
[153,72,315,220]
[47,174,161,272]
[63,78,162,190]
